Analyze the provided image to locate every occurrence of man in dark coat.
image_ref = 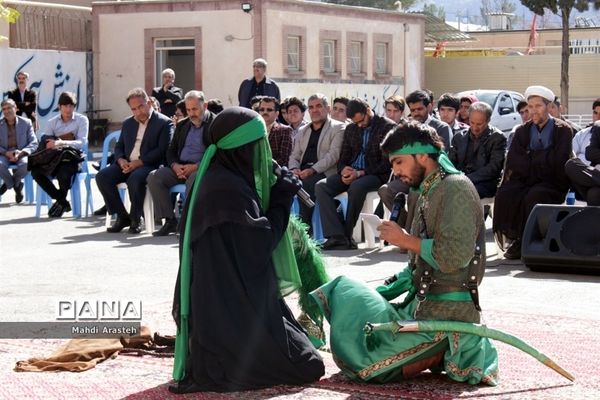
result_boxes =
[238,58,281,108]
[565,120,600,206]
[170,107,324,393]
[7,71,37,130]
[449,101,507,199]
[315,98,395,250]
[96,88,173,233]
[151,68,183,118]
[493,86,573,259]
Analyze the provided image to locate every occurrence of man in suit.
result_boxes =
[289,93,345,230]
[96,88,173,234]
[151,68,183,118]
[7,71,37,130]
[147,90,214,236]
[0,99,38,203]
[315,98,395,250]
[448,101,507,200]
[238,58,281,109]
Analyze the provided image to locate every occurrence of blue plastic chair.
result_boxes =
[35,144,89,218]
[311,193,349,243]
[85,130,122,217]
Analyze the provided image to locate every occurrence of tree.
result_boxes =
[520,0,592,113]
[423,3,446,20]
[323,0,420,10]
[0,1,20,41]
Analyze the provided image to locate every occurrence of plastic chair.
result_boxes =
[34,145,89,218]
[87,130,121,217]
[144,183,187,234]
[0,166,34,204]
[311,192,349,244]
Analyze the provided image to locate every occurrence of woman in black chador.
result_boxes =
[170,107,325,394]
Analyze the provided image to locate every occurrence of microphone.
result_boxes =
[384,192,406,246]
[389,192,406,223]
[272,161,315,208]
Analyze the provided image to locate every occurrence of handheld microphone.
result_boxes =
[389,193,406,223]
[272,161,315,208]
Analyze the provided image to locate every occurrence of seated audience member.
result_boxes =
[437,93,469,136]
[315,98,395,250]
[549,96,581,136]
[384,95,406,124]
[448,101,507,200]
[207,98,224,114]
[147,91,214,236]
[571,98,600,165]
[424,89,439,119]
[250,95,264,113]
[259,96,293,167]
[151,68,183,118]
[96,88,173,234]
[0,99,38,203]
[172,100,188,126]
[508,100,531,149]
[30,92,88,217]
[565,120,600,206]
[330,96,349,124]
[406,90,452,149]
[283,97,307,138]
[457,94,478,124]
[149,96,161,112]
[288,93,345,230]
[493,86,572,259]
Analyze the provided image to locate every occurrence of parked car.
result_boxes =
[455,89,525,134]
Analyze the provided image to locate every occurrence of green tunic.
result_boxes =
[310,169,499,385]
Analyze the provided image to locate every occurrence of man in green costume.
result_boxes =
[311,121,499,385]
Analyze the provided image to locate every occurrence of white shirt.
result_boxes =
[572,126,592,165]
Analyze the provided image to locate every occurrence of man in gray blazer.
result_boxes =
[96,88,173,234]
[289,93,345,230]
[0,99,38,203]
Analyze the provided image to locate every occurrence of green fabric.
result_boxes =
[419,238,440,271]
[310,275,499,385]
[173,116,301,381]
[389,142,461,176]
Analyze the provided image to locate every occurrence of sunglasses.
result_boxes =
[259,108,275,113]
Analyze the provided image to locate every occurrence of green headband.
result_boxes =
[389,142,461,175]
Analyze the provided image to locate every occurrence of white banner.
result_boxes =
[1,48,87,134]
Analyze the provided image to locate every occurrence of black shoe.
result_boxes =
[128,218,143,234]
[168,380,204,394]
[503,240,522,260]
[0,184,7,196]
[92,163,100,171]
[321,236,349,250]
[14,183,23,204]
[107,215,131,233]
[93,205,107,216]
[153,218,178,236]
[347,238,358,250]
[48,201,71,218]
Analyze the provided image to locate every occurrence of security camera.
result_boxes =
[241,3,252,13]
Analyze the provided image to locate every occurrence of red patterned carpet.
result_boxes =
[1,310,598,400]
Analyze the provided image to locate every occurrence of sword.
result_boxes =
[364,320,574,382]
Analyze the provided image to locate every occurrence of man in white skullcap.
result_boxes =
[493,85,573,259]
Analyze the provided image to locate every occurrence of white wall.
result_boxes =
[0,48,87,135]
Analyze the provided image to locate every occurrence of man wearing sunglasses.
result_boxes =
[315,98,395,250]
[259,96,293,168]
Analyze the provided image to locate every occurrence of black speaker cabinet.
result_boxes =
[521,205,600,272]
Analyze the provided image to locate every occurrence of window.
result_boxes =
[154,38,195,92]
[375,42,387,74]
[287,36,300,72]
[498,94,515,113]
[322,40,335,73]
[349,41,362,74]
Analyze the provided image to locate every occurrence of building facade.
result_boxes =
[92,0,425,122]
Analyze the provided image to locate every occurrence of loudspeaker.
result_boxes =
[522,205,600,273]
